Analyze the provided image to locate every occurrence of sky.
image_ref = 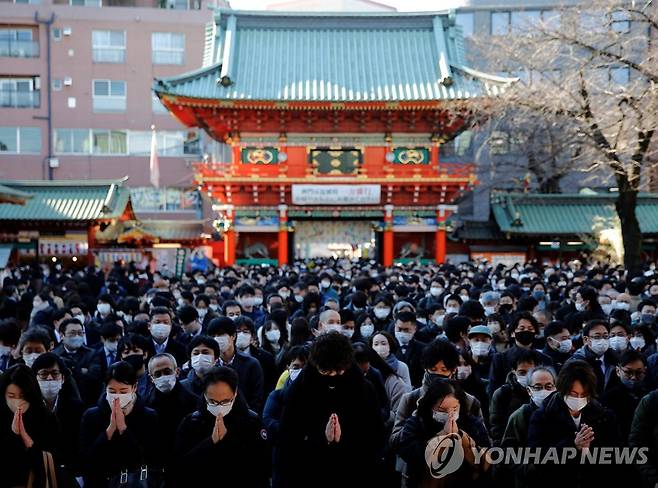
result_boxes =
[229,0,466,12]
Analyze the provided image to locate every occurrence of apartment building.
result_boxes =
[0,0,227,218]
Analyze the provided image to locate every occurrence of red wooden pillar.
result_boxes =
[278,204,288,266]
[383,204,394,267]
[436,205,447,264]
[87,223,96,266]
[224,205,236,266]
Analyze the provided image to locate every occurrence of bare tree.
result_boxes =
[471,0,658,275]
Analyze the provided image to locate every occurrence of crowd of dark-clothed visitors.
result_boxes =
[3,258,658,487]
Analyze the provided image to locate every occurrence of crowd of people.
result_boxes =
[2,257,658,487]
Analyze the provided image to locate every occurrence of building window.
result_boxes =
[92,30,125,63]
[130,187,201,212]
[54,128,91,154]
[70,0,102,6]
[92,79,126,112]
[491,12,511,35]
[92,129,127,154]
[128,130,199,157]
[510,10,542,34]
[52,79,62,91]
[152,32,185,65]
[152,93,169,114]
[14,0,41,4]
[0,28,39,58]
[0,127,41,154]
[455,12,474,38]
[52,28,62,41]
[0,78,40,108]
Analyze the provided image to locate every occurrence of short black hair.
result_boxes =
[19,327,52,351]
[396,311,416,324]
[544,320,570,338]
[118,333,154,359]
[58,317,83,335]
[421,338,460,370]
[583,319,610,337]
[309,332,354,373]
[32,352,68,377]
[203,366,238,393]
[285,345,309,365]
[460,300,485,321]
[556,359,598,398]
[207,316,236,337]
[619,349,647,367]
[106,360,137,385]
[0,319,21,347]
[150,306,172,320]
[234,316,255,333]
[236,284,255,298]
[512,349,539,369]
[187,334,220,358]
[177,305,199,325]
[99,322,123,339]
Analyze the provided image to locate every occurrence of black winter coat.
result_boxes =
[174,394,270,487]
[79,395,160,488]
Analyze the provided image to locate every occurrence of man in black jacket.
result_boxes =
[147,306,187,366]
[234,316,277,393]
[279,333,384,488]
[393,311,427,388]
[146,352,199,485]
[207,317,265,413]
[53,317,96,405]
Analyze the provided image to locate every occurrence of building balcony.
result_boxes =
[0,89,40,108]
[0,40,39,58]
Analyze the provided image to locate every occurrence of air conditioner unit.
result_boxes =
[63,27,72,36]
[64,77,73,86]
[48,158,60,168]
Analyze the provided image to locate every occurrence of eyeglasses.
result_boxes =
[205,395,234,407]
[621,368,646,379]
[529,384,555,392]
[37,370,62,380]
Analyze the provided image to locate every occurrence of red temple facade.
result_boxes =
[154,9,514,265]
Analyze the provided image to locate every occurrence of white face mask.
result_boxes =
[153,374,177,394]
[484,306,496,316]
[341,329,354,338]
[531,389,552,407]
[515,373,529,387]
[294,295,304,303]
[6,397,30,414]
[279,291,290,300]
[206,395,234,417]
[197,308,208,318]
[589,338,609,356]
[564,394,588,412]
[432,409,458,424]
[106,391,135,409]
[23,352,41,368]
[191,354,215,374]
[609,336,628,352]
[105,340,118,353]
[575,302,586,312]
[445,306,460,315]
[614,301,630,311]
[395,330,413,346]
[323,324,342,334]
[601,304,613,315]
[430,287,443,297]
[630,336,646,350]
[63,336,84,350]
[360,324,374,339]
[457,366,471,380]
[265,329,281,343]
[97,303,111,316]
[240,297,256,308]
[253,297,263,307]
[374,308,391,319]
[236,332,251,350]
[150,323,171,341]
[373,344,390,359]
[470,341,490,357]
[553,338,573,354]
[214,335,231,353]
[38,379,63,401]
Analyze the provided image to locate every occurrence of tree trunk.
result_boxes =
[615,186,643,277]
[538,175,562,194]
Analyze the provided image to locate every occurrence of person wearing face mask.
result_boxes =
[370,295,394,331]
[636,300,657,328]
[369,331,412,388]
[69,304,102,347]
[79,361,160,488]
[390,339,484,455]
[393,311,427,388]
[176,305,204,346]
[236,284,265,324]
[541,321,573,374]
[278,333,384,488]
[565,286,606,335]
[207,317,265,413]
[489,350,536,445]
[488,312,553,396]
[18,327,53,370]
[181,335,220,396]
[601,350,647,441]
[94,294,115,322]
[87,322,122,401]
[234,316,277,393]
[264,346,309,488]
[194,294,217,329]
[565,320,618,396]
[467,325,496,379]
[500,366,557,488]
[53,318,96,405]
[175,366,270,487]
[527,360,619,488]
[148,306,187,366]
[117,333,155,400]
[29,292,53,327]
[353,312,376,343]
[32,353,85,482]
[1,364,60,488]
[397,380,491,488]
[145,353,198,486]
[456,350,490,425]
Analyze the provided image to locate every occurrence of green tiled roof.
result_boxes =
[0,179,132,222]
[0,184,32,204]
[154,9,515,103]
[492,192,658,235]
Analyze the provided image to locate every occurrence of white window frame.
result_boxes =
[92,30,126,64]
[92,129,127,155]
[92,79,126,113]
[0,126,41,154]
[151,32,185,65]
[54,128,92,155]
